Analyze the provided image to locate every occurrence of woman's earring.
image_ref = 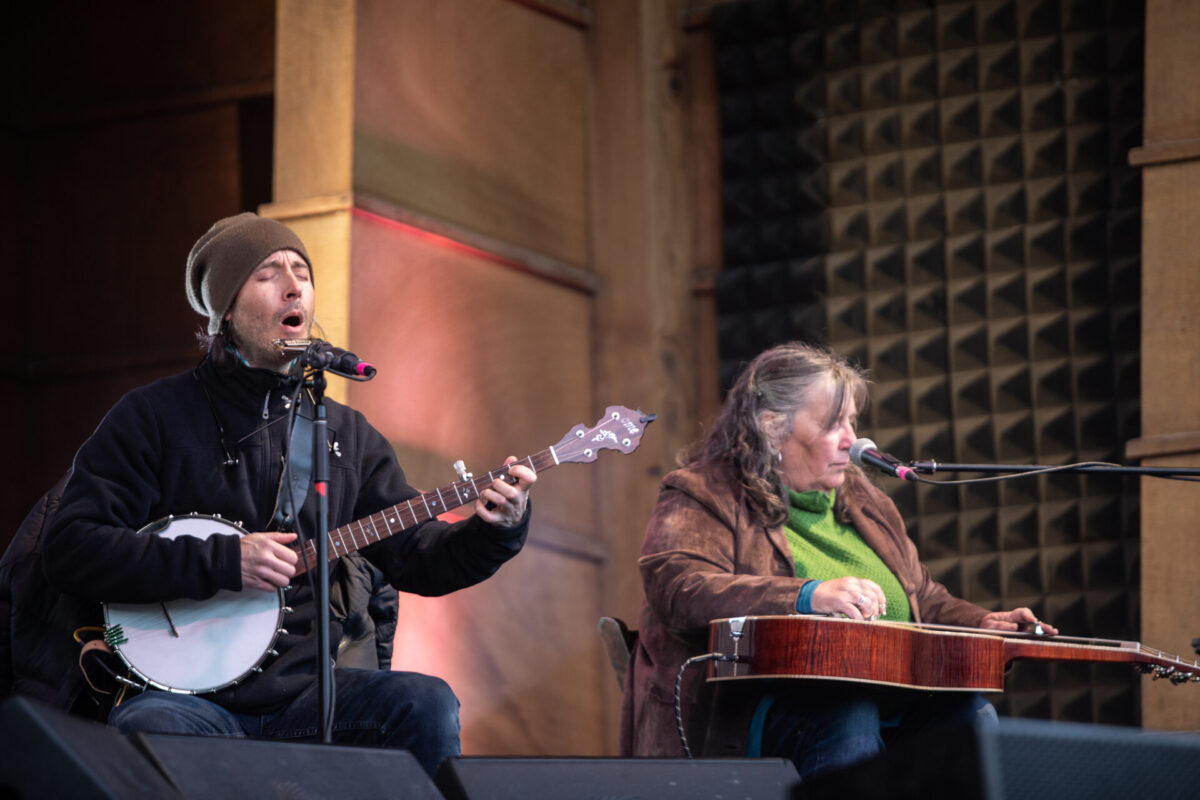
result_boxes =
[775,451,783,463]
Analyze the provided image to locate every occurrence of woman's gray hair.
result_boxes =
[682,342,870,528]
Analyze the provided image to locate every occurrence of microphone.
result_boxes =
[849,438,915,481]
[274,338,377,379]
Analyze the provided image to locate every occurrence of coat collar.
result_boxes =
[197,352,302,414]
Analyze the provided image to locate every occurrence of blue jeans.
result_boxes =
[758,685,995,780]
[108,668,460,777]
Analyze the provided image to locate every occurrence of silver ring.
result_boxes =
[855,594,868,608]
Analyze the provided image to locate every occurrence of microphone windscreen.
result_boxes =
[849,438,877,466]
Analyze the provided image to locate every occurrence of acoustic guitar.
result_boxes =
[707,615,1200,692]
[103,406,654,694]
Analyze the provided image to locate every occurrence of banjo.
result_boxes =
[103,405,654,694]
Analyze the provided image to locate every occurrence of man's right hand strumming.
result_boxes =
[240,531,298,590]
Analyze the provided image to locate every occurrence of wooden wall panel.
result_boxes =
[1138,0,1200,730]
[586,0,712,748]
[273,0,355,204]
[347,208,604,755]
[2,1,277,546]
[27,108,242,364]
[353,0,588,266]
[392,539,605,756]
[1141,163,1200,430]
[271,0,357,405]
[3,100,273,545]
[587,0,706,643]
[0,125,32,529]
[685,20,724,427]
[16,103,258,500]
[1143,0,1200,145]
[0,131,22,351]
[1138,160,1200,731]
[8,1,274,129]
[346,213,594,501]
[258,198,355,402]
[588,0,660,633]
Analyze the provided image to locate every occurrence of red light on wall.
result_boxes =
[352,207,523,271]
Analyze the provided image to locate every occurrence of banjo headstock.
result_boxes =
[551,405,655,464]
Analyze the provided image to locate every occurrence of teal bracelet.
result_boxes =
[795,579,823,614]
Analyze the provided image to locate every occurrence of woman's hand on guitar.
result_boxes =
[240,532,299,591]
[476,457,537,528]
[810,576,888,621]
[980,607,1058,636]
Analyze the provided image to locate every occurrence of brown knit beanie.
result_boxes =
[185,212,313,334]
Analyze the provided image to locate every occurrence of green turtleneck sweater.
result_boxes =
[784,489,911,622]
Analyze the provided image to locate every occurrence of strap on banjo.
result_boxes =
[271,394,314,532]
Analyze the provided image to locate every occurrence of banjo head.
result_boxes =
[104,514,285,694]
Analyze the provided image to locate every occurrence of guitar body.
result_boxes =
[104,515,284,694]
[708,615,1200,692]
[709,615,1007,692]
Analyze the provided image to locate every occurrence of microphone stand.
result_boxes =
[908,460,1200,479]
[279,337,377,744]
[303,363,334,745]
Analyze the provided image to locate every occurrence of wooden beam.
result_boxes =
[1129,137,1200,167]
[588,0,705,753]
[1126,431,1200,460]
[273,0,356,403]
[260,192,353,221]
[353,193,600,295]
[7,78,275,132]
[507,0,592,28]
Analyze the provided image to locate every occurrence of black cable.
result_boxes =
[905,459,1200,485]
[674,652,738,758]
[193,370,240,468]
[906,460,1186,486]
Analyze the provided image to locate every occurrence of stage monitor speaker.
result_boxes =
[435,757,801,800]
[0,695,182,800]
[797,716,1200,800]
[133,732,443,800]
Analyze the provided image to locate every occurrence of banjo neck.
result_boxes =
[288,451,551,575]
[288,405,654,575]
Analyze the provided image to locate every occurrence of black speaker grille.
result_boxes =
[436,757,801,800]
[798,717,1200,799]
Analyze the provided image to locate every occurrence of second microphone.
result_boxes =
[849,438,914,481]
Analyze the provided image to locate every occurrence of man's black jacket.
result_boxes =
[42,355,528,713]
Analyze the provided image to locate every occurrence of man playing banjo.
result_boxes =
[42,212,537,778]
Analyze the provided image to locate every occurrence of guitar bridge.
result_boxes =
[723,617,749,675]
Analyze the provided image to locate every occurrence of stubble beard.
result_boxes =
[229,320,292,373]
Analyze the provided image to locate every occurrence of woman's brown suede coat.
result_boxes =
[619,462,989,757]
